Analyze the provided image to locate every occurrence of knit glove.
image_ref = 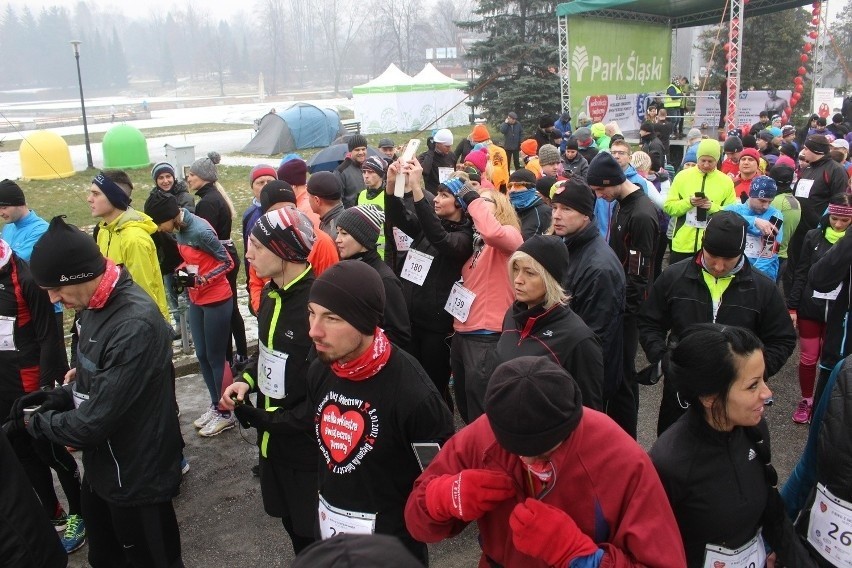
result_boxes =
[441,177,479,210]
[509,498,598,566]
[425,469,515,522]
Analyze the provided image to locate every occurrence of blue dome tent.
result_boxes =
[242,103,347,155]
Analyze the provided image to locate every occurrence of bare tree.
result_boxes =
[430,0,470,48]
[316,0,367,94]
[258,0,286,94]
[375,0,427,74]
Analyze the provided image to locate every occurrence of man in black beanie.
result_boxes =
[638,210,796,434]
[308,171,345,240]
[587,151,659,439]
[302,260,453,564]
[551,178,626,410]
[13,216,184,567]
[787,133,849,301]
[405,356,686,568]
[335,134,370,208]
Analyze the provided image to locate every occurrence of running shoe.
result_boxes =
[199,413,235,437]
[180,457,190,475]
[61,514,86,553]
[193,406,218,429]
[51,504,68,532]
[792,398,813,424]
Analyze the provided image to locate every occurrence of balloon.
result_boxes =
[804,43,813,52]
[795,84,804,93]
[801,54,809,62]
[813,7,821,15]
[723,43,730,51]
[813,1,820,7]
[794,76,803,85]
[812,17,820,25]
[791,99,798,108]
[798,66,807,75]
[809,31,818,39]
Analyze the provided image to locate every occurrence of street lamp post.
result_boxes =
[70,40,94,170]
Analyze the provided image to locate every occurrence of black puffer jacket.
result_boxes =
[516,199,552,240]
[496,302,603,410]
[638,255,796,376]
[418,149,457,193]
[385,195,473,333]
[788,224,839,322]
[790,157,848,264]
[561,222,625,399]
[29,270,181,505]
[194,182,232,240]
[808,231,852,371]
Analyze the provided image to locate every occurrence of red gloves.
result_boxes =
[425,469,515,522]
[509,498,598,566]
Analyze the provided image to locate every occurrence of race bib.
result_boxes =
[318,494,376,539]
[444,282,477,323]
[795,178,815,199]
[72,390,89,409]
[814,283,843,301]
[0,315,15,351]
[743,234,774,259]
[400,249,434,286]
[438,167,454,184]
[258,342,288,399]
[685,208,709,229]
[808,484,852,567]
[703,530,766,568]
[392,227,414,252]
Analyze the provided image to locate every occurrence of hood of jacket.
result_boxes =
[99,207,157,236]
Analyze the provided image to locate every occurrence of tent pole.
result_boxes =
[725,0,743,133]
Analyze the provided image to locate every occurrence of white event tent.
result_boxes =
[353,63,469,134]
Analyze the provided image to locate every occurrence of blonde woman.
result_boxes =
[495,235,604,409]
[448,180,524,423]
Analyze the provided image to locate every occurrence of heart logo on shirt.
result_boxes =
[820,501,828,513]
[713,562,726,568]
[319,404,365,464]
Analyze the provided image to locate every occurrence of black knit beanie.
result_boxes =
[586,152,626,187]
[517,234,570,284]
[309,260,385,335]
[144,191,180,224]
[485,357,583,456]
[336,205,385,250]
[30,216,106,288]
[0,179,25,206]
[260,180,296,213]
[551,178,596,218]
[702,211,747,258]
[347,134,368,152]
[307,171,342,200]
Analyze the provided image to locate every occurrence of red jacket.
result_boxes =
[405,411,686,568]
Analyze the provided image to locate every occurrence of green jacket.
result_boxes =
[96,207,169,320]
[664,167,736,254]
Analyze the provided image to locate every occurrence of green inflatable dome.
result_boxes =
[102,124,150,169]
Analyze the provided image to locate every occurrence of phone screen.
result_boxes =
[411,442,442,471]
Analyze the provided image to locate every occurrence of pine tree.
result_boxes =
[109,28,129,87]
[459,1,561,131]
[697,7,812,116]
[159,42,177,86]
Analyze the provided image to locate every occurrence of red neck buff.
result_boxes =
[87,259,121,309]
[331,328,392,381]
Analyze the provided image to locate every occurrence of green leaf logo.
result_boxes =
[572,46,589,81]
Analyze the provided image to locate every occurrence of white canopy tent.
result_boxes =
[353,63,470,134]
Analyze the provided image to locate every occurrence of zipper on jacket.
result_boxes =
[107,439,123,488]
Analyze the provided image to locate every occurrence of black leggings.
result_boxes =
[82,479,183,568]
[10,431,81,516]
[407,326,454,413]
[225,246,247,361]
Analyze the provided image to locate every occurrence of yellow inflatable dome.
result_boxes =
[19,131,75,180]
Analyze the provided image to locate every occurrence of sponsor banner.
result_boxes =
[813,88,834,119]
[568,16,671,119]
[694,90,792,129]
[581,93,655,132]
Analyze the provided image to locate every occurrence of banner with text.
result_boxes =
[693,90,792,129]
[567,16,671,120]
[813,88,834,118]
[581,93,656,132]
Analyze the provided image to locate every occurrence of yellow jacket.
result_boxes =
[96,208,169,320]
[664,167,736,254]
[487,144,510,191]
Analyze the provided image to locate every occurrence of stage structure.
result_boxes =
[557,0,820,133]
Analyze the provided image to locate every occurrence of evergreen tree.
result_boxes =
[459,1,561,131]
[827,6,852,93]
[159,42,178,86]
[0,6,23,88]
[697,7,812,116]
[109,28,130,87]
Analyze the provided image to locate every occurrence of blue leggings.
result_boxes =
[188,300,232,406]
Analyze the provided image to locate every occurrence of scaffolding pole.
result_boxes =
[725,0,743,133]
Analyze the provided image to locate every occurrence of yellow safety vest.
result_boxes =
[357,189,386,259]
[663,83,681,108]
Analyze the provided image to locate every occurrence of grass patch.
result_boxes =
[1,123,252,153]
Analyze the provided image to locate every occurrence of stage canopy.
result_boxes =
[556,0,815,28]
